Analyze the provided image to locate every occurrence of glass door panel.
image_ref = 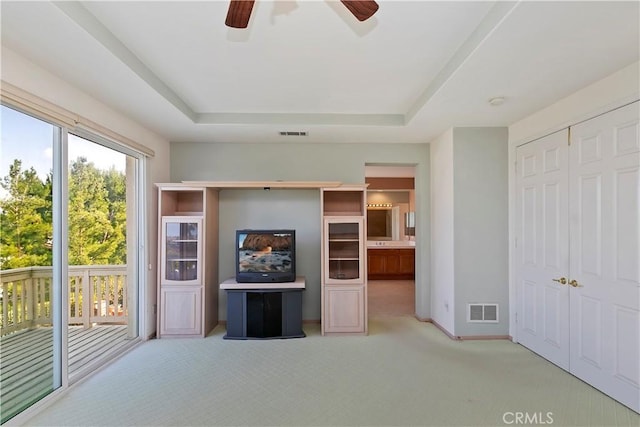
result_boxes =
[162,218,201,284]
[0,105,59,423]
[67,133,139,381]
[325,218,364,283]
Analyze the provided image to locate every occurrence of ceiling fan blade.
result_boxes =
[225,0,255,29]
[340,0,379,22]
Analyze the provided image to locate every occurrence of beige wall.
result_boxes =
[429,127,509,337]
[429,129,455,333]
[452,127,509,337]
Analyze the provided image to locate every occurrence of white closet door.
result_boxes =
[516,130,571,370]
[568,101,639,412]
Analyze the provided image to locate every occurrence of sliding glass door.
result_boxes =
[0,105,143,422]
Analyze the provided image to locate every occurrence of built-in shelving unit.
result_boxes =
[157,185,218,338]
[321,185,368,335]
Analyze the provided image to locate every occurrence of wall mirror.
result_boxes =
[366,190,413,241]
[364,165,416,243]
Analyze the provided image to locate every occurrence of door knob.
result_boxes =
[552,277,567,285]
[569,279,582,288]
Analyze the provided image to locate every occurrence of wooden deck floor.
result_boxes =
[1,325,131,423]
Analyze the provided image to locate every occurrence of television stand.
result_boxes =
[220,277,305,340]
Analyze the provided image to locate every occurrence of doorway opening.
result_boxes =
[364,164,416,318]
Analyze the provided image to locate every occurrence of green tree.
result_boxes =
[103,167,127,264]
[1,157,127,270]
[67,157,121,265]
[0,159,52,269]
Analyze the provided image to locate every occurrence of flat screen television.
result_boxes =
[235,229,296,283]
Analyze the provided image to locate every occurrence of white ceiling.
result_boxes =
[1,1,638,144]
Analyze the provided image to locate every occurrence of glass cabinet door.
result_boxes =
[162,217,202,284]
[324,218,364,284]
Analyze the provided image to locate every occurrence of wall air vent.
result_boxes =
[467,303,499,323]
[279,131,308,136]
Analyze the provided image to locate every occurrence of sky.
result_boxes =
[0,105,126,195]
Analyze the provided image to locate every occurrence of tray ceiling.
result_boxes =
[1,1,638,144]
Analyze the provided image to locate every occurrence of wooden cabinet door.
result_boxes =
[398,250,415,274]
[367,251,386,274]
[368,248,415,279]
[159,286,202,336]
[324,285,365,333]
[385,252,401,273]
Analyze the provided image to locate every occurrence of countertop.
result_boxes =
[367,241,416,248]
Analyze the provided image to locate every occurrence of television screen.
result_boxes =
[236,230,296,283]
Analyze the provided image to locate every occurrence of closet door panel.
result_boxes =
[569,101,639,413]
[516,129,570,370]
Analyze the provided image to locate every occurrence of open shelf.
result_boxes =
[160,189,204,216]
[322,191,365,216]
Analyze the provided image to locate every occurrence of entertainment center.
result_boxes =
[156,181,368,339]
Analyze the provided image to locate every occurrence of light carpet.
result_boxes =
[24,316,638,426]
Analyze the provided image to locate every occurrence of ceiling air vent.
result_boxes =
[279,131,308,136]
[467,303,499,323]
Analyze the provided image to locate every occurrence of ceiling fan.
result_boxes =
[225,0,379,29]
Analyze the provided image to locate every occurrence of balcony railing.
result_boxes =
[0,265,128,336]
